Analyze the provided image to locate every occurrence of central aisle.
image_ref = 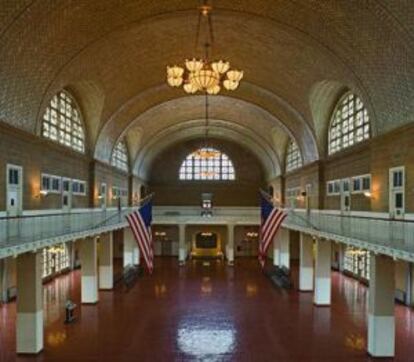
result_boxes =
[4,258,414,361]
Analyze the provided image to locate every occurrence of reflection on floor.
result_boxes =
[1,257,414,361]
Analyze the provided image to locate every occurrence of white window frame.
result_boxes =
[351,174,371,194]
[326,180,341,196]
[41,173,62,194]
[72,179,87,196]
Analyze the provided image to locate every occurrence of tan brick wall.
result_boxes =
[149,139,265,207]
[0,123,89,210]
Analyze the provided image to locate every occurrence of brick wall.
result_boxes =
[149,139,265,207]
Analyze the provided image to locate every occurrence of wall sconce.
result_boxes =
[364,191,372,198]
[35,189,49,198]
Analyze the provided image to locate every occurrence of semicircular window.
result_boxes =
[328,92,370,155]
[41,90,85,153]
[179,147,236,181]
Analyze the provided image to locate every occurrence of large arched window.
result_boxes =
[42,90,85,153]
[179,147,235,181]
[285,139,303,172]
[111,140,129,172]
[328,93,370,155]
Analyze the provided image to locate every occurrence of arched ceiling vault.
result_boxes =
[135,121,278,180]
[97,93,317,177]
[0,1,413,172]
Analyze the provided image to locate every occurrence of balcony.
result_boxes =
[0,208,134,258]
[1,206,414,263]
[284,210,414,262]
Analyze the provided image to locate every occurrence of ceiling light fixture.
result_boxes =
[166,0,243,95]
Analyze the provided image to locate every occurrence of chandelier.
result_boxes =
[166,1,243,95]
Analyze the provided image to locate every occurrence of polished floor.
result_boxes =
[1,258,414,361]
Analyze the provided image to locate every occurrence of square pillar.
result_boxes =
[123,228,135,267]
[133,245,140,266]
[16,252,43,354]
[314,239,332,306]
[299,233,314,292]
[179,224,186,265]
[273,234,280,267]
[279,228,290,270]
[80,237,98,304]
[98,233,113,290]
[368,253,395,358]
[227,224,235,265]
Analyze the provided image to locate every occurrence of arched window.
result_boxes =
[42,90,85,153]
[111,140,129,172]
[179,147,235,181]
[286,139,303,172]
[328,93,370,155]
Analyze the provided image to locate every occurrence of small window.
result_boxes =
[328,93,370,155]
[351,174,371,193]
[63,179,70,192]
[285,139,303,172]
[41,175,51,191]
[353,178,361,192]
[72,180,86,196]
[8,169,19,185]
[327,180,341,196]
[393,171,403,188]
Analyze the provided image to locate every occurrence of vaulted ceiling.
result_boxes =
[0,0,413,180]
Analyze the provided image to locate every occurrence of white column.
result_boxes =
[16,252,43,354]
[178,224,186,265]
[338,243,346,272]
[279,228,290,270]
[133,244,140,266]
[227,224,235,265]
[299,233,314,291]
[368,253,395,358]
[314,239,332,306]
[273,234,280,267]
[80,237,98,304]
[98,233,113,290]
[123,228,134,267]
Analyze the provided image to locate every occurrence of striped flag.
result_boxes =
[126,199,154,274]
[258,192,287,268]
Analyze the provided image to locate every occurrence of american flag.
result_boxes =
[258,192,287,268]
[126,199,154,274]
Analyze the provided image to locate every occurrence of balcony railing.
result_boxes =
[285,209,414,257]
[0,208,134,254]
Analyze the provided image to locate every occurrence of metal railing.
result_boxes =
[0,208,134,249]
[285,209,414,254]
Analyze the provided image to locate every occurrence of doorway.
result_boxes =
[62,178,72,212]
[6,164,23,217]
[389,166,405,219]
[340,178,351,214]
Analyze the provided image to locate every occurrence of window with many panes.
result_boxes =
[42,243,70,279]
[111,141,129,172]
[286,139,303,172]
[344,246,370,281]
[179,148,235,181]
[328,93,370,155]
[42,91,85,152]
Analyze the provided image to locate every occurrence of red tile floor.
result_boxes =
[1,257,414,361]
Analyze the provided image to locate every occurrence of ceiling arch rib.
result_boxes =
[94,89,319,168]
[135,121,278,181]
